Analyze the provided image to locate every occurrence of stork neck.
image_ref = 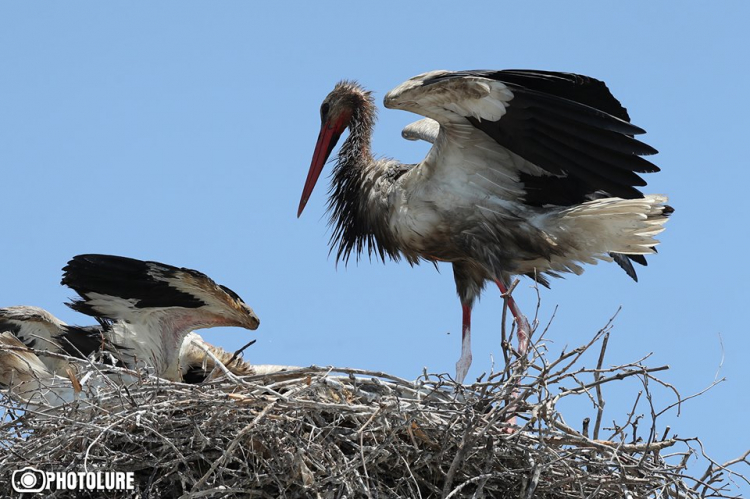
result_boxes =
[337,105,375,172]
[327,103,399,265]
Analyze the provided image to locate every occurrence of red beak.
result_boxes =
[297,119,345,217]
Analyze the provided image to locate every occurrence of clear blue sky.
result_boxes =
[2,2,748,493]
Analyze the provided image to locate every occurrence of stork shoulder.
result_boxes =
[384,70,513,124]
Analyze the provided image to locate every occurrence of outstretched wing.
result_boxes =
[62,254,207,319]
[386,69,658,207]
[61,254,258,329]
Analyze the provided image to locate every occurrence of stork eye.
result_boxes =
[320,102,330,120]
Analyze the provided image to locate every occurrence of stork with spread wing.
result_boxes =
[298,70,671,383]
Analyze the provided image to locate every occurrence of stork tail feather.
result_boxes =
[559,194,671,262]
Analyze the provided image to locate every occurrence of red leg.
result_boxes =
[494,280,530,356]
[494,279,531,431]
[455,303,472,384]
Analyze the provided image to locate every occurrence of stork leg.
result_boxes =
[494,279,531,432]
[494,280,530,356]
[455,303,472,384]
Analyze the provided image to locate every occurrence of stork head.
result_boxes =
[297,80,373,217]
[198,280,261,332]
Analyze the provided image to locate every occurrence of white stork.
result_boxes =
[1,254,259,388]
[0,331,78,408]
[59,254,260,381]
[0,330,263,409]
[297,69,672,383]
[0,305,103,376]
[0,305,257,386]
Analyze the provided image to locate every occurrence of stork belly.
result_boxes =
[389,197,563,273]
[388,200,504,261]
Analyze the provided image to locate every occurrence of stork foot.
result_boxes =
[454,329,472,384]
[455,354,471,385]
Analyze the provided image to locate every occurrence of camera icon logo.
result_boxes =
[11,466,47,493]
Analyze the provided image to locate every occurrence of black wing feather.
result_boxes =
[58,325,109,358]
[426,69,658,206]
[62,254,206,318]
[430,69,633,123]
[0,319,23,341]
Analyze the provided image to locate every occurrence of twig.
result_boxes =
[593,332,610,441]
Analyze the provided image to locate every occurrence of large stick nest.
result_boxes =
[1,317,747,498]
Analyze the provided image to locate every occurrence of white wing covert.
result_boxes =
[385,70,659,208]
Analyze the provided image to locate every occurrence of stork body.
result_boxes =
[1,305,257,387]
[0,305,105,376]
[0,329,259,409]
[1,254,261,407]
[298,70,671,383]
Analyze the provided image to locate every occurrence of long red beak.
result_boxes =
[297,120,344,217]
